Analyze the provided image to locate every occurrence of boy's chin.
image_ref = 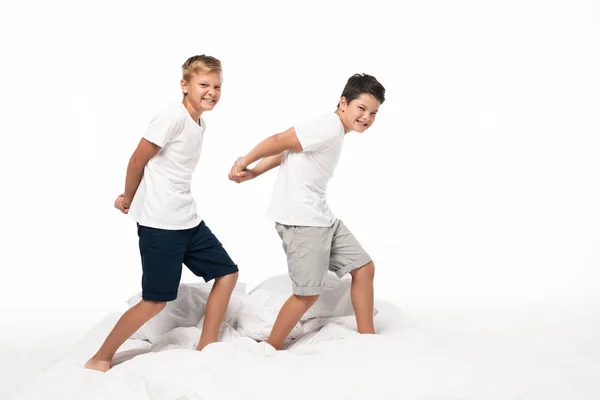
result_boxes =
[201,103,217,111]
[352,122,369,133]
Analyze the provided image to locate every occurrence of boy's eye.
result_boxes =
[200,84,208,87]
[359,106,366,111]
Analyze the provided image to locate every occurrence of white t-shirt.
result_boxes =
[267,113,345,227]
[129,102,205,230]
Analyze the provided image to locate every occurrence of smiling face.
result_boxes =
[181,71,222,113]
[337,93,380,133]
[334,73,386,133]
[179,55,223,119]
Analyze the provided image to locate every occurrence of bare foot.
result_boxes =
[84,358,111,372]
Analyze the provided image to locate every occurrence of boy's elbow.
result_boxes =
[273,130,302,152]
[270,133,289,151]
[272,132,286,144]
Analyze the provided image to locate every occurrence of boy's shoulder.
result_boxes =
[146,102,190,134]
[154,102,205,129]
[153,102,186,122]
[296,113,343,133]
[299,113,339,125]
[295,113,341,131]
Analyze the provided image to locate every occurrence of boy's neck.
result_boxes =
[335,109,351,134]
[182,97,203,125]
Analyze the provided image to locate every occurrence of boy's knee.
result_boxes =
[215,271,239,286]
[351,261,375,281]
[293,294,320,306]
[140,300,167,316]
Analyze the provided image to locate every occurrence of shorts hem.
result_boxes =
[142,291,178,302]
[202,265,239,282]
[292,285,325,296]
[335,255,373,278]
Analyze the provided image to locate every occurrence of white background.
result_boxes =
[0,1,598,398]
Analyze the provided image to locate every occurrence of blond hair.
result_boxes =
[181,55,222,82]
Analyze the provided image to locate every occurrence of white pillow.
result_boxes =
[207,280,247,294]
[236,289,304,341]
[126,281,247,343]
[250,272,377,321]
[196,316,242,343]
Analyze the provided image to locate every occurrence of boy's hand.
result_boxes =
[233,156,248,173]
[114,194,130,214]
[228,166,255,183]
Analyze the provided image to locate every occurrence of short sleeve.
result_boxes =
[294,115,341,152]
[143,114,182,147]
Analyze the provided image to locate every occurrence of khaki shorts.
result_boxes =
[275,219,372,296]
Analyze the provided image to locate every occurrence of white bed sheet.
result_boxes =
[5,313,152,400]
[8,301,521,400]
[59,313,152,366]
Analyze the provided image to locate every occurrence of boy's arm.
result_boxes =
[235,127,302,172]
[122,138,161,209]
[252,152,285,176]
[229,151,284,183]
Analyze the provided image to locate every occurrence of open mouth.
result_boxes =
[356,120,369,129]
[202,98,215,104]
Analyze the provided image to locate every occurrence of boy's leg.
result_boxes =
[267,294,319,350]
[85,300,166,372]
[183,221,240,350]
[329,220,376,334]
[197,271,238,350]
[268,223,333,350]
[350,261,375,334]
[85,225,187,372]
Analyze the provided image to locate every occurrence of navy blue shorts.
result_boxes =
[137,221,239,302]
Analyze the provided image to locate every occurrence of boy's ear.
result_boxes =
[180,79,188,95]
[339,96,348,111]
